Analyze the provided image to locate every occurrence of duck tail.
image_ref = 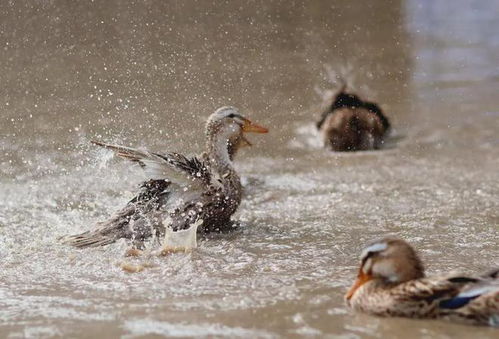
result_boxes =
[60,230,118,248]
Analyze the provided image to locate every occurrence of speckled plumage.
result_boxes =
[346,237,499,327]
[63,107,267,248]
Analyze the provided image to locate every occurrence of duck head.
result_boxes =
[206,106,268,162]
[345,237,425,301]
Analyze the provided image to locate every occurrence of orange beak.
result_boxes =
[242,118,269,134]
[345,268,373,300]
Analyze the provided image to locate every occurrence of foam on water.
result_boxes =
[161,219,202,254]
[1,0,499,337]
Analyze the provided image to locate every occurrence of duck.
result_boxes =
[345,237,499,327]
[316,83,390,151]
[63,106,268,248]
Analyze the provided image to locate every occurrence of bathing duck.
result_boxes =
[345,237,499,327]
[64,106,268,248]
[317,84,390,151]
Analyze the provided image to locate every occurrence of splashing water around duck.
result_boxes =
[161,218,203,254]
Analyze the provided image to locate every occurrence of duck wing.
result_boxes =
[92,140,211,188]
[391,276,477,304]
[438,272,499,310]
[437,272,499,326]
[62,179,171,248]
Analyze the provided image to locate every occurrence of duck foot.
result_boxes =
[120,262,145,273]
[124,248,143,257]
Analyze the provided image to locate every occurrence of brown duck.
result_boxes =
[346,237,499,327]
[317,84,390,151]
[63,106,268,248]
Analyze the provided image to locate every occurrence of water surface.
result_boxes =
[1,0,498,337]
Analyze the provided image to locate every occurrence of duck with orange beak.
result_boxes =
[63,106,268,248]
[346,237,499,327]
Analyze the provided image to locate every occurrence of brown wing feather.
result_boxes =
[62,179,171,248]
[91,140,211,187]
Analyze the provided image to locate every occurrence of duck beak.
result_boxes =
[242,119,269,134]
[345,268,372,301]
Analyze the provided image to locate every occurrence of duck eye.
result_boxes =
[227,113,236,118]
[363,251,377,262]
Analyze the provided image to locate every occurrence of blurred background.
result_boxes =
[2,0,413,175]
[1,0,498,337]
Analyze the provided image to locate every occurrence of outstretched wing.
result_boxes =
[62,179,171,248]
[92,140,211,188]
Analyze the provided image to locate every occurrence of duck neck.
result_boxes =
[207,131,235,172]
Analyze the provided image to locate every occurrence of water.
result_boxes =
[1,0,498,337]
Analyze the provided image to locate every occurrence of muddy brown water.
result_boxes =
[1,0,498,338]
